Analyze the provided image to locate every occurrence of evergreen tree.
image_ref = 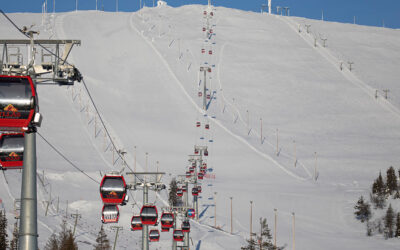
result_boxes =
[58,220,77,250]
[370,192,385,209]
[9,222,19,250]
[395,212,400,238]
[394,190,400,199]
[44,233,59,250]
[256,218,276,250]
[375,172,385,195]
[241,237,257,250]
[386,166,397,195]
[0,210,9,249]
[94,225,111,250]
[354,196,371,222]
[242,218,285,250]
[384,204,395,238]
[168,178,179,207]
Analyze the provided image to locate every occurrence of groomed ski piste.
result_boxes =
[1,3,400,249]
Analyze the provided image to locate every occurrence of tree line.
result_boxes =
[354,166,400,238]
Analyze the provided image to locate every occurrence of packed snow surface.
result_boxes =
[1,4,400,249]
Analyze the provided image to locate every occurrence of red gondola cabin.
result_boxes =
[149,229,160,242]
[100,174,127,205]
[173,229,184,242]
[0,75,37,131]
[182,220,190,233]
[140,205,158,226]
[101,204,119,223]
[177,188,183,197]
[131,216,143,231]
[160,212,174,228]
[192,187,199,196]
[198,172,204,180]
[0,133,24,169]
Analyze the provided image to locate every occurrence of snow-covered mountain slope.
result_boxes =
[1,4,400,249]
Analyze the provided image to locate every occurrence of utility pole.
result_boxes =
[214,192,217,228]
[246,110,249,129]
[134,146,137,172]
[260,118,263,144]
[314,152,318,181]
[294,140,297,167]
[111,226,123,250]
[292,212,295,250]
[276,129,279,156]
[71,211,81,236]
[172,210,177,250]
[230,197,233,234]
[66,200,68,217]
[274,208,277,248]
[145,152,148,172]
[76,0,78,12]
[250,201,253,240]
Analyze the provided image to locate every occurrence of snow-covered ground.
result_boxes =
[1,4,400,249]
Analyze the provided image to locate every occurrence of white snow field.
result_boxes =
[1,4,400,249]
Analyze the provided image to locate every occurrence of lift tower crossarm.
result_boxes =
[1,39,82,84]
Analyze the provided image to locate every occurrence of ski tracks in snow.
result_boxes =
[128,12,308,182]
[278,15,400,121]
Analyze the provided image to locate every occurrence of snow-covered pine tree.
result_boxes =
[384,204,395,238]
[94,225,111,250]
[0,210,9,249]
[386,166,397,195]
[354,196,371,222]
[168,178,179,207]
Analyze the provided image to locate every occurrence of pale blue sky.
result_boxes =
[2,0,399,29]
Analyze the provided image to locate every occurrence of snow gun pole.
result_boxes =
[172,211,177,250]
[194,157,199,221]
[142,184,149,250]
[184,212,189,250]
[18,131,38,250]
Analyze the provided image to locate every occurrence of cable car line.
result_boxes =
[37,132,100,184]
